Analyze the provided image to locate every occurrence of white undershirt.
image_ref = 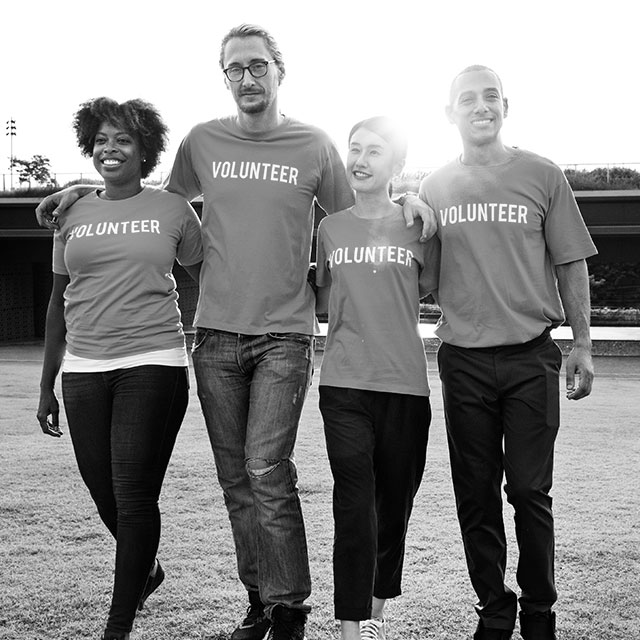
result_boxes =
[62,347,188,373]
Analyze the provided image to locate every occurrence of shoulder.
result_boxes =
[281,117,337,147]
[510,148,569,190]
[512,148,563,174]
[319,208,351,231]
[421,158,459,189]
[182,117,230,141]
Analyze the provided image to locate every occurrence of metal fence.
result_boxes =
[3,165,640,192]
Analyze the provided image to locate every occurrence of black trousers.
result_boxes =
[438,331,562,631]
[319,386,431,621]
[63,365,189,633]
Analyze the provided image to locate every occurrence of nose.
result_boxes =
[239,70,257,87]
[473,99,489,113]
[354,151,367,167]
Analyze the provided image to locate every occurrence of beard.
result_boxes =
[237,92,270,115]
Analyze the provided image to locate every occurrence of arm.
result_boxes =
[37,274,70,436]
[556,259,594,400]
[400,194,438,242]
[315,284,330,317]
[182,261,202,283]
[35,185,94,229]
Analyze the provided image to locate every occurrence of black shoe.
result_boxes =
[473,619,513,640]
[519,611,557,640]
[266,606,306,640]
[231,591,271,640]
[102,632,130,640]
[138,559,165,611]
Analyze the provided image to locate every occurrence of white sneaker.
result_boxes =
[360,618,386,640]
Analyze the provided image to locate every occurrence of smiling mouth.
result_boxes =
[102,158,123,166]
[352,171,371,179]
[471,119,493,126]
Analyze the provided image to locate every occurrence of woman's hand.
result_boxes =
[37,389,63,437]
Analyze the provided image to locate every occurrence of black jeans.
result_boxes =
[62,365,189,633]
[438,331,562,631]
[320,386,431,620]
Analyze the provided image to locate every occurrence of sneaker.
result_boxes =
[231,592,271,640]
[266,606,306,640]
[519,611,557,640]
[473,619,513,639]
[360,618,386,640]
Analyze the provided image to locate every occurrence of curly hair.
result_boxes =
[72,97,168,179]
[219,24,285,82]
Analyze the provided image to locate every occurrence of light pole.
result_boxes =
[6,118,16,190]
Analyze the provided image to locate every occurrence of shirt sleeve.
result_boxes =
[52,230,68,275]
[418,235,441,299]
[164,133,203,201]
[543,168,598,265]
[315,222,332,287]
[176,202,204,266]
[315,140,354,215]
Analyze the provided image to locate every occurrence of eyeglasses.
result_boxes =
[223,60,276,82]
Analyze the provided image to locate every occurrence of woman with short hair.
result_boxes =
[37,97,203,640]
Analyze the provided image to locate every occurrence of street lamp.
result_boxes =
[6,118,16,190]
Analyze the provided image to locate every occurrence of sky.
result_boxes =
[2,0,639,184]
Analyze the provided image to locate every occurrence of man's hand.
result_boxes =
[565,345,594,400]
[35,185,93,229]
[36,389,63,437]
[401,194,438,241]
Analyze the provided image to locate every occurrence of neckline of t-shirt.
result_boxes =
[456,147,521,169]
[347,205,403,223]
[93,185,149,203]
[226,114,291,139]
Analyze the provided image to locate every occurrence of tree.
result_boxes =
[9,155,54,187]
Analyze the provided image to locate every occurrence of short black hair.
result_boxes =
[449,65,504,104]
[72,97,168,179]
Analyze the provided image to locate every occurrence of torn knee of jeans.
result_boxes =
[246,458,280,478]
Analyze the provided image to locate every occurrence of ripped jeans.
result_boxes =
[192,328,313,615]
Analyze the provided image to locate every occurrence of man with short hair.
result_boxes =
[420,65,596,640]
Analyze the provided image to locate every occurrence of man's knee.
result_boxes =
[246,458,281,478]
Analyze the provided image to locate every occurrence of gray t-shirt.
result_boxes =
[166,116,354,335]
[420,149,598,348]
[316,208,434,397]
[53,187,203,359]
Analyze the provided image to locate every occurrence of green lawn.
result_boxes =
[1,351,638,640]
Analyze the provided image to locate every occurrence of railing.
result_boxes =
[0,171,170,191]
[3,164,640,192]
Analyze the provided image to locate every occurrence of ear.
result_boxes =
[445,104,455,124]
[503,97,509,118]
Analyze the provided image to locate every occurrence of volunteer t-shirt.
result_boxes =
[53,186,203,359]
[166,116,354,335]
[316,208,434,397]
[420,149,598,348]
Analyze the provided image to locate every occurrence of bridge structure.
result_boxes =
[0,192,638,342]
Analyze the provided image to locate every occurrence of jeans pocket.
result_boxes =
[191,328,211,353]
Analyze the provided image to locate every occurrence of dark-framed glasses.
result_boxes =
[223,60,276,82]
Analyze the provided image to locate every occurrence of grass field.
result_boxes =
[1,348,638,640]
